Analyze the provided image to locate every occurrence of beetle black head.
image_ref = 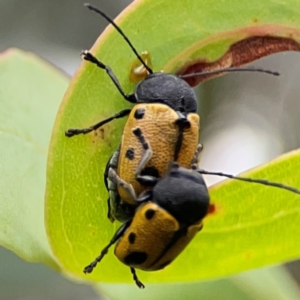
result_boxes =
[152,162,210,225]
[134,73,198,113]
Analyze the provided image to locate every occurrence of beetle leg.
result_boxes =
[108,168,138,202]
[191,143,203,169]
[132,128,158,186]
[174,111,190,161]
[106,197,115,223]
[65,109,131,137]
[136,190,153,203]
[130,267,145,289]
[81,50,136,103]
[83,221,131,274]
[104,148,120,190]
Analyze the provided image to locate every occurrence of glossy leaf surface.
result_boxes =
[0,49,68,268]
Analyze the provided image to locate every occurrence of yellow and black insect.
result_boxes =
[66,4,279,222]
[84,135,210,289]
[104,103,199,222]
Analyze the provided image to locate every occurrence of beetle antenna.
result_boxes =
[85,3,153,74]
[197,169,300,195]
[180,67,280,79]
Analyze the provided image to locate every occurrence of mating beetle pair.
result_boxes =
[85,139,210,289]
[65,4,207,286]
[66,4,300,288]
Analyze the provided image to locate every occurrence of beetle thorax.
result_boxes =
[134,73,198,113]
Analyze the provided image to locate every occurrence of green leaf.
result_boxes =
[46,0,300,284]
[0,48,69,268]
[97,266,300,300]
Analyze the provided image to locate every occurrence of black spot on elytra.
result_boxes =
[145,209,155,220]
[124,252,148,265]
[141,166,159,178]
[158,260,172,270]
[132,127,142,136]
[134,108,145,119]
[128,232,136,244]
[125,148,135,160]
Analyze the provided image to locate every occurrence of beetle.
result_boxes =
[65,4,279,222]
[84,138,210,289]
[104,103,200,222]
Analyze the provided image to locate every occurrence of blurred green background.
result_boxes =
[0,0,299,299]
